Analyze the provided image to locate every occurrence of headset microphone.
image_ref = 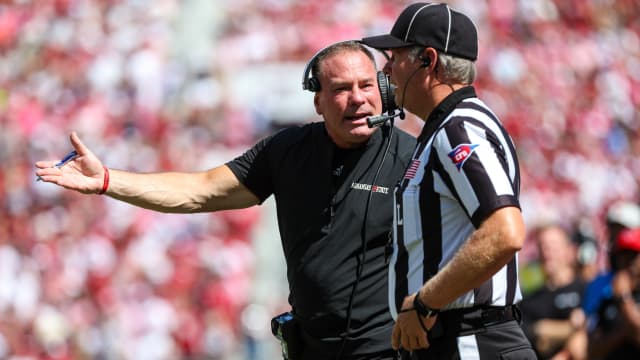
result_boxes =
[368,56,430,128]
[367,109,405,128]
[367,77,405,128]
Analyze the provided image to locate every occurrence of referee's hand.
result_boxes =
[392,293,437,351]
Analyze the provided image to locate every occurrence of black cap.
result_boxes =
[361,3,478,61]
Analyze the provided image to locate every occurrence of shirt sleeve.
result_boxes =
[226,134,275,204]
[434,118,520,227]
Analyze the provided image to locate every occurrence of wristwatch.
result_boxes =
[413,290,440,318]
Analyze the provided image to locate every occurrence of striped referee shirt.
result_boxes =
[389,86,522,319]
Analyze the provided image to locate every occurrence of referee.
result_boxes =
[362,3,536,359]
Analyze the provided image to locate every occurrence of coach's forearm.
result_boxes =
[104,165,260,213]
[104,169,215,213]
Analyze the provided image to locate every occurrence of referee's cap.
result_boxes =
[361,3,478,61]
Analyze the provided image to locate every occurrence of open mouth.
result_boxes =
[345,113,370,123]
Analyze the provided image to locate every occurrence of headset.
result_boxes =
[420,55,432,68]
[301,40,398,115]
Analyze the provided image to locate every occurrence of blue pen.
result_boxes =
[36,150,79,181]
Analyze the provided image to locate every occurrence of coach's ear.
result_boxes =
[314,93,322,115]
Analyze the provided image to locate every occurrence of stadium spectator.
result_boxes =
[586,228,640,359]
[520,224,587,360]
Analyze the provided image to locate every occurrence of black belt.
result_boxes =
[429,305,521,340]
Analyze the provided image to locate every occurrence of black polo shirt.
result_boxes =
[227,122,415,357]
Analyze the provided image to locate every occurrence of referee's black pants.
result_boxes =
[400,305,537,360]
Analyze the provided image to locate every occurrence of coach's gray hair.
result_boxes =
[408,46,476,85]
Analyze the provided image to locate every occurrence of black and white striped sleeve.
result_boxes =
[432,108,520,227]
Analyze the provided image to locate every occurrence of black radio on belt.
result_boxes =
[271,311,303,360]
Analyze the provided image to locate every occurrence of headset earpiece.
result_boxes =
[302,47,323,92]
[377,71,398,114]
[305,77,321,92]
[303,41,361,92]
[420,56,431,68]
[302,59,320,92]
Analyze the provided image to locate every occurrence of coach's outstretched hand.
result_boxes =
[35,132,107,194]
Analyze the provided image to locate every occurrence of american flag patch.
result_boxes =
[404,159,421,179]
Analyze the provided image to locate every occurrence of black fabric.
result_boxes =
[401,320,536,360]
[298,323,399,360]
[519,279,586,359]
[431,305,521,339]
[227,122,416,357]
[416,86,477,143]
[361,3,478,61]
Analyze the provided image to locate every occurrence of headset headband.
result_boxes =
[301,40,390,92]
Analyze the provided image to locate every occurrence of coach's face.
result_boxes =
[314,50,382,149]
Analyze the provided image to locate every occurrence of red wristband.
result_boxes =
[98,166,109,195]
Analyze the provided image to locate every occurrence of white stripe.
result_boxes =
[445,5,452,53]
[467,98,518,181]
[404,149,428,296]
[405,4,435,42]
[514,254,523,303]
[458,335,481,359]
[465,98,500,122]
[408,238,425,295]
[456,101,518,183]
[434,130,481,216]
[389,198,399,320]
[493,267,508,305]
[465,121,514,196]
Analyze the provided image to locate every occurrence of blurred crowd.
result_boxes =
[0,0,639,359]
